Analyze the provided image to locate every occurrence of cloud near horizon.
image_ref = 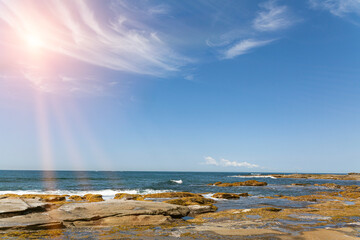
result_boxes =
[204,156,259,168]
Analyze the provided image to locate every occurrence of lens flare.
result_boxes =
[26,34,44,48]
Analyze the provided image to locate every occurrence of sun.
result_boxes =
[26,34,44,48]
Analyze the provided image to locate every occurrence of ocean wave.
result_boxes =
[170,179,183,184]
[0,189,173,200]
[201,193,226,200]
[229,175,277,179]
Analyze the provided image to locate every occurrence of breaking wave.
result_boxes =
[0,189,173,200]
[229,175,277,179]
[171,179,183,184]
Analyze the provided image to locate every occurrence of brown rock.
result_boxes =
[2,194,67,202]
[187,205,217,215]
[262,207,282,212]
[314,183,341,189]
[0,198,50,218]
[99,215,172,226]
[207,181,223,186]
[114,193,144,201]
[69,195,84,201]
[144,192,200,198]
[0,200,190,230]
[164,196,215,206]
[212,193,240,199]
[238,193,250,197]
[83,194,104,202]
[209,180,267,187]
[164,196,217,214]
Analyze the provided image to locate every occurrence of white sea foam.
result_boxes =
[0,189,173,200]
[171,179,183,184]
[201,193,226,200]
[229,175,277,179]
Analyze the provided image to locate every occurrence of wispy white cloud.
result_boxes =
[203,156,259,168]
[209,0,296,60]
[309,0,360,17]
[223,38,275,59]
[253,0,295,32]
[0,0,189,76]
[0,0,195,94]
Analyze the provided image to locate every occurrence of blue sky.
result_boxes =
[0,0,359,172]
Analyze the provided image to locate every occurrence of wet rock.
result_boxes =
[281,195,318,202]
[1,194,67,202]
[44,196,66,202]
[164,196,216,206]
[164,196,217,214]
[114,193,144,201]
[207,182,222,186]
[83,194,104,202]
[270,173,360,181]
[340,191,360,199]
[99,215,173,226]
[291,183,311,186]
[187,205,217,215]
[262,207,282,212]
[238,193,250,197]
[212,193,240,199]
[208,180,267,187]
[144,192,200,198]
[314,183,341,189]
[68,195,85,201]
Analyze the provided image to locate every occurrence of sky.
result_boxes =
[0,0,359,173]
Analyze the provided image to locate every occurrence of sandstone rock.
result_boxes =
[262,207,282,212]
[0,198,49,218]
[144,192,200,198]
[55,199,190,220]
[69,195,85,201]
[43,196,66,202]
[212,193,240,199]
[164,196,216,206]
[314,183,340,189]
[99,215,172,226]
[0,213,63,230]
[0,200,190,230]
[187,205,217,215]
[209,180,267,187]
[164,196,217,214]
[83,194,104,202]
[114,193,144,201]
[1,194,67,202]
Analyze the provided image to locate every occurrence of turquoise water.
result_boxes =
[0,171,358,209]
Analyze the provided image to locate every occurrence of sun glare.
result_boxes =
[26,34,44,48]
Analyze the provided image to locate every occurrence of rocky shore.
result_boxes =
[0,179,359,239]
[271,173,360,181]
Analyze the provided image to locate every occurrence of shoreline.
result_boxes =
[0,177,359,239]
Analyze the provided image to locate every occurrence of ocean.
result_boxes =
[0,170,358,210]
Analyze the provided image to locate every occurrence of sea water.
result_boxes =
[0,170,358,210]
